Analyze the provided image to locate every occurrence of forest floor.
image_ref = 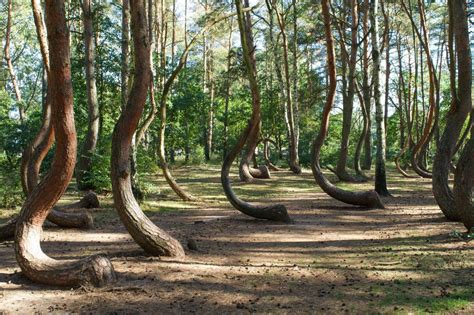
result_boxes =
[0,164,473,314]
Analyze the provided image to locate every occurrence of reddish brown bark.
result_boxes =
[14,0,115,287]
[311,0,383,209]
[221,0,290,222]
[111,0,184,257]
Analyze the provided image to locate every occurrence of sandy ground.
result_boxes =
[0,166,473,314]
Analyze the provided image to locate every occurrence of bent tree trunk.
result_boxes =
[432,0,471,222]
[15,0,115,287]
[402,0,437,179]
[263,138,284,171]
[111,0,184,257]
[76,0,100,190]
[1,0,93,242]
[221,0,290,222]
[311,0,384,210]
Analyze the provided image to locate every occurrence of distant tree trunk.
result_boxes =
[401,0,438,179]
[3,0,25,121]
[221,0,290,222]
[394,32,417,178]
[223,20,233,159]
[77,0,100,190]
[273,1,301,174]
[15,0,115,287]
[263,138,283,171]
[111,0,184,257]
[435,0,471,222]
[354,80,369,179]
[121,0,130,109]
[382,2,390,140]
[311,0,383,209]
[336,0,360,182]
[371,0,390,196]
[361,0,372,170]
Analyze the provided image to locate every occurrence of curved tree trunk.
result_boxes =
[15,0,115,287]
[401,0,438,179]
[220,0,290,223]
[111,0,184,257]
[433,0,471,222]
[311,0,384,210]
[2,0,93,242]
[76,0,100,190]
[263,138,284,171]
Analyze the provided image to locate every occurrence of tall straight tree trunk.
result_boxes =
[382,2,390,140]
[371,0,390,196]
[14,0,115,287]
[361,0,372,170]
[434,0,471,222]
[221,0,290,222]
[121,0,130,109]
[223,20,233,159]
[3,0,25,121]
[77,0,100,190]
[291,0,300,170]
[273,1,301,174]
[111,0,184,257]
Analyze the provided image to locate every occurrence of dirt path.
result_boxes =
[0,166,473,314]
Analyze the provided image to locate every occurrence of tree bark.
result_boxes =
[76,0,100,190]
[2,0,92,242]
[14,0,115,287]
[361,0,372,171]
[371,0,390,196]
[221,0,291,222]
[311,0,384,209]
[121,0,130,109]
[336,0,360,182]
[401,0,438,179]
[111,0,185,257]
[433,0,471,222]
[272,1,301,174]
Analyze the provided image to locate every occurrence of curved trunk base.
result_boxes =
[313,161,384,209]
[249,165,271,179]
[16,223,116,287]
